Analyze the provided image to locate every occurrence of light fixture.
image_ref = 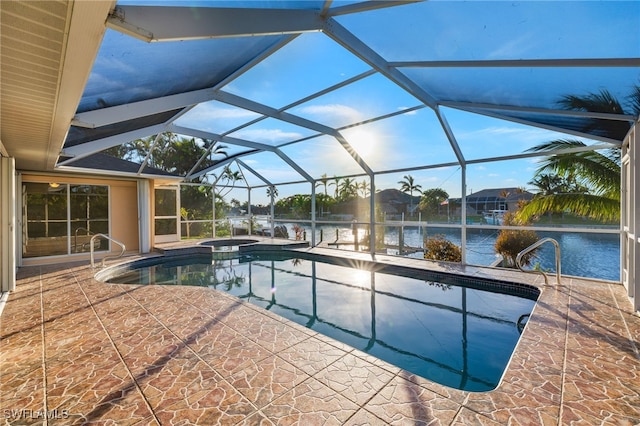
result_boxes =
[49,182,60,188]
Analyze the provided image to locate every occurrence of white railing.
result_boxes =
[516,237,561,285]
[90,233,126,268]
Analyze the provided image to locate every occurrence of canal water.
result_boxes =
[253,220,620,281]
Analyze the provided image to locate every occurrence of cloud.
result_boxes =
[252,167,301,182]
[175,103,260,132]
[298,104,363,123]
[191,104,259,120]
[232,128,303,144]
[462,126,549,141]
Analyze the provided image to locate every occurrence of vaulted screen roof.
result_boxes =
[58,0,640,189]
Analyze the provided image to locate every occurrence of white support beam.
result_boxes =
[0,139,9,157]
[0,157,16,292]
[138,132,164,175]
[72,33,296,128]
[212,91,375,176]
[236,159,273,187]
[464,143,619,166]
[169,125,278,151]
[213,91,340,136]
[177,125,313,183]
[442,101,638,122]
[323,18,439,109]
[329,0,422,17]
[212,70,377,142]
[274,149,314,182]
[108,6,323,42]
[58,124,169,165]
[463,107,624,146]
[186,141,224,179]
[204,157,236,184]
[632,123,640,312]
[389,58,640,68]
[334,132,375,177]
[277,104,426,149]
[369,175,376,255]
[435,106,466,166]
[72,90,213,128]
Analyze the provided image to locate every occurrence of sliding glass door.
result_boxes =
[22,182,109,258]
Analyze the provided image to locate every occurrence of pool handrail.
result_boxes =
[516,237,561,285]
[90,233,126,268]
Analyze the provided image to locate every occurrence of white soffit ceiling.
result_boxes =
[0,0,114,170]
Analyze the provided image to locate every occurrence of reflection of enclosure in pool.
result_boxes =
[105,252,538,392]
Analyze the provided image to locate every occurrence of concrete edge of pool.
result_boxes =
[2,236,638,424]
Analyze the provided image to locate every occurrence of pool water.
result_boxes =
[106,252,538,392]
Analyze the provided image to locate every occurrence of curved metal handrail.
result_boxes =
[515,237,561,285]
[74,227,92,253]
[90,233,126,268]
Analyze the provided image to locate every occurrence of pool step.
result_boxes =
[154,238,310,257]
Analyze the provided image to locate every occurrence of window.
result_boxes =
[154,187,178,240]
[22,183,110,258]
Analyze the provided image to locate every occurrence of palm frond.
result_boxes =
[516,193,620,223]
[558,89,624,114]
[526,139,620,197]
[628,84,640,117]
[557,89,632,140]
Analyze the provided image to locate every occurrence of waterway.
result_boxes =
[249,219,620,281]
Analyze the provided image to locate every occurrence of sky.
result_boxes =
[89,1,638,206]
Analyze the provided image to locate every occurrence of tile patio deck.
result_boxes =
[1,242,639,425]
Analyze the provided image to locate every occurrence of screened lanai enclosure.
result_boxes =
[3,1,640,302]
[58,1,640,276]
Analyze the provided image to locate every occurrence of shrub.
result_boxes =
[494,212,539,267]
[424,235,462,262]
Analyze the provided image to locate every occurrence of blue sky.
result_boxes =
[172,26,613,205]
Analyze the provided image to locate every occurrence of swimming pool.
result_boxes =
[102,251,538,392]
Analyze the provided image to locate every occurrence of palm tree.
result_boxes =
[419,188,449,216]
[558,89,633,141]
[528,174,564,196]
[516,86,640,224]
[529,174,588,196]
[518,139,620,223]
[329,176,341,199]
[398,175,422,216]
[215,166,243,199]
[358,179,370,198]
[266,186,278,199]
[316,173,329,197]
[338,178,357,201]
